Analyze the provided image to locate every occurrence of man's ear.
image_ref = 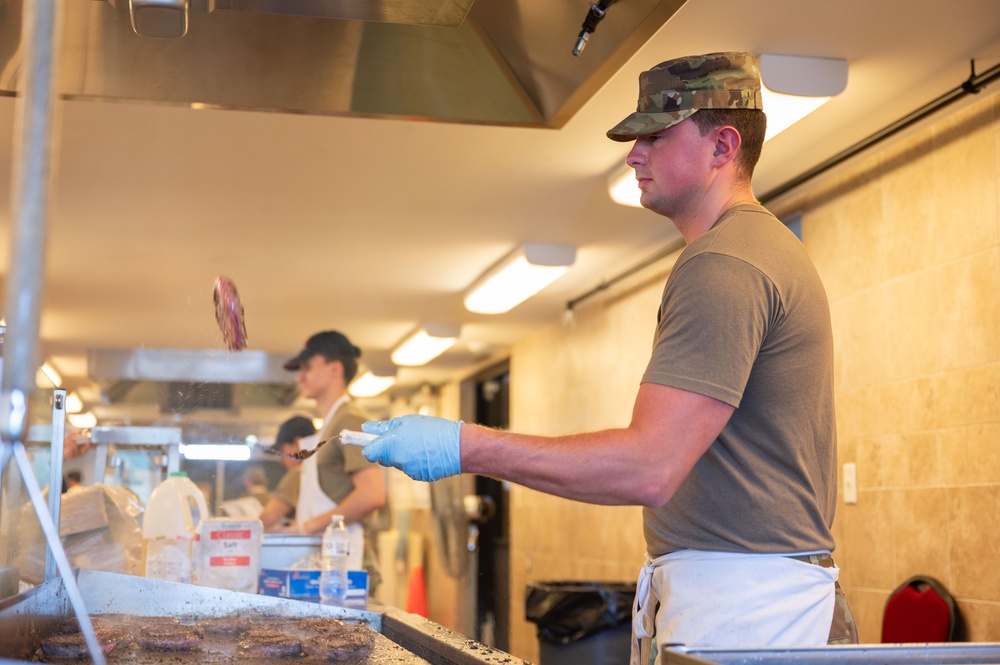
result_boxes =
[712,126,742,165]
[323,356,345,380]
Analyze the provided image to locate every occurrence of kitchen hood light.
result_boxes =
[37,361,63,388]
[608,54,847,208]
[180,443,252,461]
[464,243,576,314]
[68,412,97,429]
[391,324,460,367]
[349,366,398,398]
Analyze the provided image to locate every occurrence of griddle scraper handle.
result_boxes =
[339,429,378,446]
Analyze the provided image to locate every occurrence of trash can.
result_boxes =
[526,580,636,665]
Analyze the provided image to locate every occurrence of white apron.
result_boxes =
[296,404,365,571]
[631,550,838,665]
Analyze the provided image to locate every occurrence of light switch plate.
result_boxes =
[842,463,858,505]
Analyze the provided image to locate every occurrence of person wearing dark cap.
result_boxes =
[283,331,386,574]
[360,52,855,656]
[258,415,315,531]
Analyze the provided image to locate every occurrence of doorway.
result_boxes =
[472,364,510,651]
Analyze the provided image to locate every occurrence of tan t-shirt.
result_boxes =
[642,204,837,556]
[315,400,379,504]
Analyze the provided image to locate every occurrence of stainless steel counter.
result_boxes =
[665,644,1000,665]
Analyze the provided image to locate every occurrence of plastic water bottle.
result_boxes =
[320,514,350,605]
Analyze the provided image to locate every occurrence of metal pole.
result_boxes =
[1,0,62,443]
[45,389,67,581]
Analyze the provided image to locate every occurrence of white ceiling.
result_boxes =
[1,0,999,426]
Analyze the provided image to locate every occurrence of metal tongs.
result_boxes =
[261,429,377,461]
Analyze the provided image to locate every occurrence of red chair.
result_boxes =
[881,575,962,643]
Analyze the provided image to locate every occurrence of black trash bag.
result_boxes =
[525,581,636,645]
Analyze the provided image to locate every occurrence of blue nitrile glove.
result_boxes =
[361,415,462,482]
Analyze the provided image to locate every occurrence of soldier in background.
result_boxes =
[284,330,386,591]
[241,465,271,507]
[259,415,315,532]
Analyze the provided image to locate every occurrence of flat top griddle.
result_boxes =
[1,571,528,665]
[28,614,416,665]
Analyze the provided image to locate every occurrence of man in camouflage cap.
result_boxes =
[605,51,855,661]
[360,52,855,659]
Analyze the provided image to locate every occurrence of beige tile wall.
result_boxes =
[776,88,1000,643]
[433,87,1000,660]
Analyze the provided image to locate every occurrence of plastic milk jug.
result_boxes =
[142,471,208,583]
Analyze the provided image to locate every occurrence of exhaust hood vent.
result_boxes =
[87,348,300,417]
[0,0,687,127]
[165,381,235,413]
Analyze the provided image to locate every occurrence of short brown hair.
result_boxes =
[689,108,766,182]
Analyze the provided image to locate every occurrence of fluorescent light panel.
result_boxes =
[180,443,251,461]
[759,52,846,141]
[37,361,62,388]
[391,324,460,367]
[608,170,643,208]
[65,392,84,414]
[761,86,831,141]
[349,368,398,398]
[68,412,97,429]
[464,243,576,314]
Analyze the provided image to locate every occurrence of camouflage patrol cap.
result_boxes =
[606,51,763,142]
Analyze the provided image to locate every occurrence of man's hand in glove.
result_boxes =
[361,415,462,482]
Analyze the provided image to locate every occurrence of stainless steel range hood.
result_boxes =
[0,0,686,126]
[84,348,302,442]
[112,0,480,38]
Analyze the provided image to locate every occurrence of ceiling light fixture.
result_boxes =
[608,169,643,208]
[760,53,848,141]
[37,361,62,388]
[65,392,84,414]
[68,412,97,429]
[391,324,460,367]
[349,365,398,398]
[464,243,576,314]
[608,53,848,208]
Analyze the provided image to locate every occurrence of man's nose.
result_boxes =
[626,142,645,168]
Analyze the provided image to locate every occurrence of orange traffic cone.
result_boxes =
[405,565,428,617]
